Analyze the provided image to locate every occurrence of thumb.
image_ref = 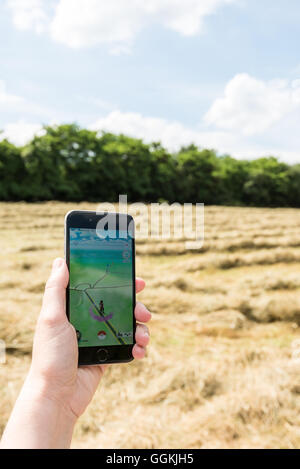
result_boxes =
[39,258,69,326]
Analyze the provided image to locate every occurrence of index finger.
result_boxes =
[136,277,145,294]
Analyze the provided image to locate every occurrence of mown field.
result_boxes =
[1,202,300,449]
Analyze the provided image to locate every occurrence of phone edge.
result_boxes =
[64,210,136,366]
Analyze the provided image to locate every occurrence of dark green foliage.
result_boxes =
[176,146,222,204]
[243,157,290,207]
[0,139,26,200]
[0,124,299,206]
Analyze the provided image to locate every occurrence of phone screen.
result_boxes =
[69,228,134,348]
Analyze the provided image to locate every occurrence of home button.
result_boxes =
[97,349,108,363]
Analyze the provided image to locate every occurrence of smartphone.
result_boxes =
[65,210,136,365]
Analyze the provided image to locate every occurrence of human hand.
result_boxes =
[0,258,151,449]
[32,257,151,417]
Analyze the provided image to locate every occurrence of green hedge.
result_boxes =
[1,123,299,206]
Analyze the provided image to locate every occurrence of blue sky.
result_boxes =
[1,0,300,162]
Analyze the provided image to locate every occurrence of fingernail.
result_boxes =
[52,258,64,271]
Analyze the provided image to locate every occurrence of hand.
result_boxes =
[0,258,151,449]
[32,257,151,417]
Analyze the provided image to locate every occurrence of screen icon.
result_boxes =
[97,330,107,341]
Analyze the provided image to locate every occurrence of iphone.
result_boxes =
[65,210,135,365]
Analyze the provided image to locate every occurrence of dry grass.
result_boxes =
[1,202,300,448]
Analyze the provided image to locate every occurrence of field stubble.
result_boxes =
[1,203,300,448]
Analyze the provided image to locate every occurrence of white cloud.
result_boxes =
[89,76,300,162]
[0,80,55,119]
[147,0,235,36]
[2,108,300,163]
[0,80,24,107]
[91,111,205,150]
[5,0,50,34]
[50,0,142,49]
[1,121,43,146]
[90,109,300,163]
[90,110,250,154]
[6,0,237,51]
[205,73,300,136]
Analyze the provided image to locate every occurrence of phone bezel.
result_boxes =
[65,210,136,366]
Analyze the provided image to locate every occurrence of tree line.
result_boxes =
[0,123,300,207]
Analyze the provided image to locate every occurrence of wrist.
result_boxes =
[1,374,77,449]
